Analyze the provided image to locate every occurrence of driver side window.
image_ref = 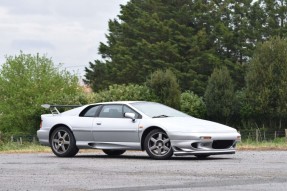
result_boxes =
[98,105,123,118]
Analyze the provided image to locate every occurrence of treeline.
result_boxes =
[84,0,287,130]
[2,1,287,135]
[85,0,287,94]
[0,42,286,135]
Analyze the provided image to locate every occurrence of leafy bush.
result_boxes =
[0,53,82,134]
[86,84,159,103]
[180,91,206,118]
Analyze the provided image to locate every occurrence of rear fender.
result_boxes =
[49,123,73,143]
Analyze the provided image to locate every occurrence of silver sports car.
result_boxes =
[37,101,241,159]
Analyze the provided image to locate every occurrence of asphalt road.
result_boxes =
[0,151,287,191]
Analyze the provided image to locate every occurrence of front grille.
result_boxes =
[212,140,234,149]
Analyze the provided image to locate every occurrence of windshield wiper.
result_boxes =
[152,115,170,118]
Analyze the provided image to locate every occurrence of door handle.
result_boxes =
[96,122,101,125]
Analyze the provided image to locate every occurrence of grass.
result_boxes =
[237,138,287,151]
[0,142,99,154]
[0,142,51,153]
[0,139,287,153]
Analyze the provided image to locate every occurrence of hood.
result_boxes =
[153,117,237,133]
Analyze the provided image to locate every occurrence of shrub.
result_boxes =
[180,91,206,118]
[86,84,159,103]
[0,53,81,134]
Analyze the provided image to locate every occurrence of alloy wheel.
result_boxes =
[52,130,70,154]
[147,131,171,156]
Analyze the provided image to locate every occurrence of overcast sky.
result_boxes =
[0,0,128,81]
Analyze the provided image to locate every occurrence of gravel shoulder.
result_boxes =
[0,151,287,191]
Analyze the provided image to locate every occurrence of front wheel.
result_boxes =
[50,126,79,157]
[144,129,173,160]
[102,150,126,156]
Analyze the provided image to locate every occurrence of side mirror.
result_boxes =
[124,112,136,121]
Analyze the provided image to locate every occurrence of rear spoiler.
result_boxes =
[41,104,82,115]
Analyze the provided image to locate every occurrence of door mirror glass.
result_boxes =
[124,112,135,120]
[123,105,140,119]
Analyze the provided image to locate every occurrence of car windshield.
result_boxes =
[131,102,189,118]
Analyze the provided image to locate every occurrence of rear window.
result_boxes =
[79,105,100,117]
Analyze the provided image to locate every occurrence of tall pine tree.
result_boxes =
[85,0,263,94]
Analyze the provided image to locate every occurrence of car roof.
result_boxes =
[88,101,146,105]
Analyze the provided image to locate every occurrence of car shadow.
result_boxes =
[73,153,234,161]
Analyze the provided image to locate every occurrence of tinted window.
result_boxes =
[81,105,100,117]
[99,105,123,118]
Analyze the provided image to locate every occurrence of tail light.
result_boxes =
[40,120,42,129]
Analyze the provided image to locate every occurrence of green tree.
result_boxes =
[84,61,109,92]
[85,0,250,95]
[180,91,206,118]
[146,69,180,109]
[204,66,235,123]
[245,36,287,129]
[261,0,287,38]
[0,53,81,134]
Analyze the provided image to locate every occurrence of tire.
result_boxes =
[102,150,126,156]
[50,126,79,157]
[195,155,210,159]
[144,129,173,160]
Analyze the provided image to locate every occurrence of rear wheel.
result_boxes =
[144,129,173,160]
[50,126,79,157]
[102,150,126,156]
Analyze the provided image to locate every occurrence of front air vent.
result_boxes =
[191,143,198,149]
[212,140,234,149]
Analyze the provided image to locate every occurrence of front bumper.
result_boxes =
[173,150,235,156]
[169,132,240,156]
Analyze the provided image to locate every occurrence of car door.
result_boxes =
[69,105,100,142]
[93,104,141,149]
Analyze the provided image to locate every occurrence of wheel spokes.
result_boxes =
[158,133,162,140]
[61,144,66,152]
[148,132,171,156]
[54,143,59,150]
[150,137,157,143]
[150,145,157,151]
[53,130,70,154]
[57,131,62,139]
[63,141,70,145]
[163,138,170,144]
[163,146,170,151]
[157,147,162,155]
[63,133,68,139]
